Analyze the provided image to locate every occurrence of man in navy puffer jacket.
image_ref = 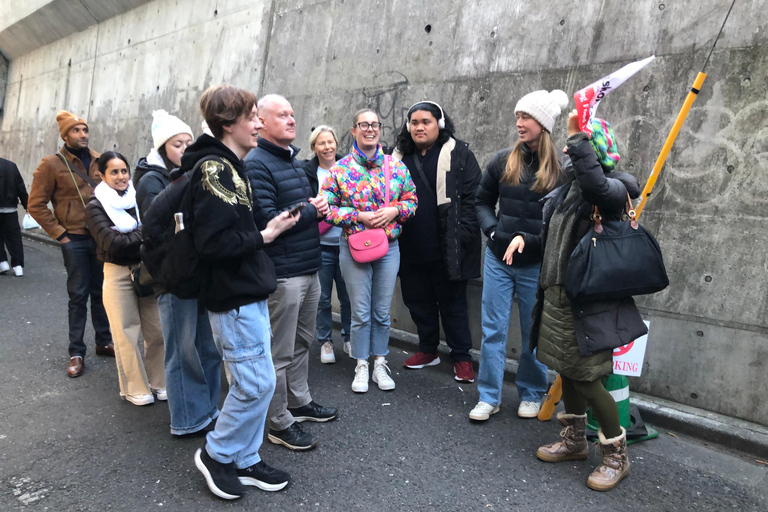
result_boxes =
[245,94,338,452]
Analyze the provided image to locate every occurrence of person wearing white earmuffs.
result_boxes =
[392,101,483,384]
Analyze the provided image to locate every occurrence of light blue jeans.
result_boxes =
[157,294,221,435]
[206,300,276,469]
[317,245,351,344]
[477,247,548,406]
[339,237,400,360]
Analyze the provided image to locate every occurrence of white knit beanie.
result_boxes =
[514,90,570,133]
[151,109,193,150]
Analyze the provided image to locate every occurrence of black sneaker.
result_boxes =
[237,460,291,491]
[194,447,245,500]
[288,400,339,423]
[268,422,319,451]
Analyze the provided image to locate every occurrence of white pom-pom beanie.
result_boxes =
[514,90,570,133]
[151,109,193,150]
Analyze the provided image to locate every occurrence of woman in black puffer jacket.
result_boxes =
[504,113,647,492]
[86,152,165,407]
[471,89,570,422]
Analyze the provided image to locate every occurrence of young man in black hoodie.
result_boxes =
[189,85,298,500]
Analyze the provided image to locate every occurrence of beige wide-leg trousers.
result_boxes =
[102,262,165,397]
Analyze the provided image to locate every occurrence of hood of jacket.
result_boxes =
[133,157,170,186]
[180,134,244,174]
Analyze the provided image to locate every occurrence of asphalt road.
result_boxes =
[1,238,766,511]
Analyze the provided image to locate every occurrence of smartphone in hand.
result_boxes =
[287,202,307,216]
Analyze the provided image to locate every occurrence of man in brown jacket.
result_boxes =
[28,111,114,378]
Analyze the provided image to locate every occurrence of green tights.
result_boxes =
[561,376,622,438]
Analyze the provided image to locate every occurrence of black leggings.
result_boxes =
[561,376,621,438]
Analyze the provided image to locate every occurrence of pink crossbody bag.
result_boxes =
[347,157,392,263]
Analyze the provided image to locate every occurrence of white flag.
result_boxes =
[574,56,655,136]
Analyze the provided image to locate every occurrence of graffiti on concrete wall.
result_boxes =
[338,71,410,153]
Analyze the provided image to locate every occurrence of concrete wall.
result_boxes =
[1,0,767,425]
[0,52,6,120]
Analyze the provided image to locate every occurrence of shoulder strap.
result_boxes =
[57,152,91,207]
[411,153,435,197]
[383,156,392,207]
[57,152,97,188]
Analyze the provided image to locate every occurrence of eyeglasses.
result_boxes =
[356,122,382,131]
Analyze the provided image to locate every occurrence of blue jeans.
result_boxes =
[477,247,547,406]
[317,245,351,344]
[157,294,221,435]
[60,236,111,357]
[206,300,276,469]
[339,238,400,360]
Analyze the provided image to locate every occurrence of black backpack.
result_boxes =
[140,157,212,299]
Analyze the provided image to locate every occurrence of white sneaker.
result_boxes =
[352,361,369,393]
[344,341,353,359]
[372,359,395,391]
[469,401,500,421]
[320,342,336,364]
[0,261,9,273]
[12,266,23,276]
[518,400,541,418]
[124,393,155,406]
[153,388,167,401]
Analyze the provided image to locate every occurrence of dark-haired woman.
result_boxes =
[135,111,222,435]
[393,101,482,384]
[322,109,417,393]
[471,90,570,421]
[86,152,165,406]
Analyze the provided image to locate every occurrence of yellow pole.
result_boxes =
[538,71,709,422]
[635,71,707,218]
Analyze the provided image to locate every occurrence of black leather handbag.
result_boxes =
[565,195,669,302]
[130,262,156,298]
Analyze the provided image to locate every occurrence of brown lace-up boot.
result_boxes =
[536,412,589,462]
[587,427,630,491]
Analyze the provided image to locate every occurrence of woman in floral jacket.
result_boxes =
[322,109,417,394]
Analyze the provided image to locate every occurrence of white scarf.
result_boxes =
[94,181,141,233]
[146,148,167,168]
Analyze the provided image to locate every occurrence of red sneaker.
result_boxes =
[403,352,440,369]
[454,361,475,383]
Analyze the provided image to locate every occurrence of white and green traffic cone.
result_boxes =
[586,374,658,444]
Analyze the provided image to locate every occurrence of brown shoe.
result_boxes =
[587,427,630,491]
[67,356,84,378]
[536,412,589,462]
[95,343,115,357]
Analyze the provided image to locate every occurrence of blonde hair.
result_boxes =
[309,125,338,151]
[502,130,563,193]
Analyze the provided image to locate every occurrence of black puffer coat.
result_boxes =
[393,138,482,280]
[85,197,142,265]
[521,136,649,358]
[476,144,570,266]
[133,158,171,218]
[245,137,321,279]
